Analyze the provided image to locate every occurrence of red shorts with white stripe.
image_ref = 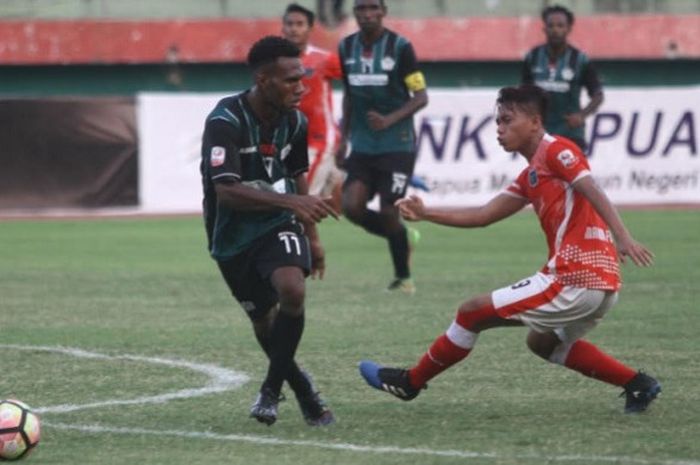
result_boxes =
[491,272,618,343]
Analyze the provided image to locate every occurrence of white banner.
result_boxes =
[137,86,700,213]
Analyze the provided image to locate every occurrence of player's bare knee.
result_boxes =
[457,295,489,316]
[456,300,476,315]
[341,195,365,223]
[277,283,306,315]
[526,331,561,361]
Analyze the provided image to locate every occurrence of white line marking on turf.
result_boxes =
[0,344,249,414]
[43,422,700,465]
[7,344,697,465]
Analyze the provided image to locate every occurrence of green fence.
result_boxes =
[0,60,698,97]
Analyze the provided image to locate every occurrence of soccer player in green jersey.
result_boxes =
[522,4,604,150]
[335,0,428,294]
[200,36,338,426]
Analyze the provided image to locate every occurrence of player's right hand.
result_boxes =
[289,195,340,224]
[617,237,654,267]
[395,195,425,221]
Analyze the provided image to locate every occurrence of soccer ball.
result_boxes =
[0,400,40,461]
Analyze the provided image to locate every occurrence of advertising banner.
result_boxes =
[0,98,137,210]
[137,86,699,213]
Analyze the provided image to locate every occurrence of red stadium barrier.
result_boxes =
[0,15,698,64]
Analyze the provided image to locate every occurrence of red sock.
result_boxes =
[564,340,636,386]
[409,334,471,389]
[409,304,498,389]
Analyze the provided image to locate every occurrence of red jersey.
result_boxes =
[506,134,621,290]
[299,45,342,152]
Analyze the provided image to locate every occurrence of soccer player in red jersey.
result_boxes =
[359,84,661,414]
[282,3,344,211]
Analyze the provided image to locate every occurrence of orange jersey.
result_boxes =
[506,134,621,291]
[299,45,342,152]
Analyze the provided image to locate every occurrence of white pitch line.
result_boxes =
[6,344,698,465]
[0,344,249,414]
[43,421,700,465]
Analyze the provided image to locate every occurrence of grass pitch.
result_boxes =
[1,210,698,465]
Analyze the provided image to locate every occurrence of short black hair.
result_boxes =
[247,36,301,71]
[542,4,574,26]
[497,85,548,122]
[284,3,315,26]
[354,0,386,8]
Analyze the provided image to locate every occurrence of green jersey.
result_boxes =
[339,29,420,154]
[522,44,602,148]
[200,91,309,260]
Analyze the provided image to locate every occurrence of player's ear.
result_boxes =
[254,66,272,88]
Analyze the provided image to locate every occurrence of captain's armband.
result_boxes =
[404,71,426,92]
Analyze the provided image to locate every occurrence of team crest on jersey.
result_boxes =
[210,146,226,167]
[528,169,538,187]
[561,67,574,81]
[259,144,277,157]
[557,149,578,168]
[303,67,314,77]
[381,56,395,71]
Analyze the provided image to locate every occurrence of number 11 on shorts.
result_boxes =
[278,232,301,255]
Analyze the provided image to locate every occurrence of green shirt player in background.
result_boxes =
[522,4,603,151]
[335,0,428,294]
[200,36,338,427]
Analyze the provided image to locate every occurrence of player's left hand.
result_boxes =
[367,110,391,131]
[617,237,654,267]
[309,239,326,279]
[395,195,425,221]
[564,112,585,128]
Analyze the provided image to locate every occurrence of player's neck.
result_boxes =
[520,130,545,160]
[546,43,567,60]
[246,88,283,125]
[360,27,385,46]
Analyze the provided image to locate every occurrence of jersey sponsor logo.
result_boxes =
[348,73,389,86]
[584,226,613,243]
[535,79,571,93]
[381,56,395,71]
[528,169,538,187]
[557,149,578,169]
[344,58,356,65]
[210,146,226,167]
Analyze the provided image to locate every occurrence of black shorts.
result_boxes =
[344,151,416,206]
[216,222,311,321]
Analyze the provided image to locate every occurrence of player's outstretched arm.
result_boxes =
[572,175,654,267]
[396,193,527,228]
[215,182,338,225]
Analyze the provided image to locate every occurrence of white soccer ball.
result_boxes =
[0,399,41,461]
